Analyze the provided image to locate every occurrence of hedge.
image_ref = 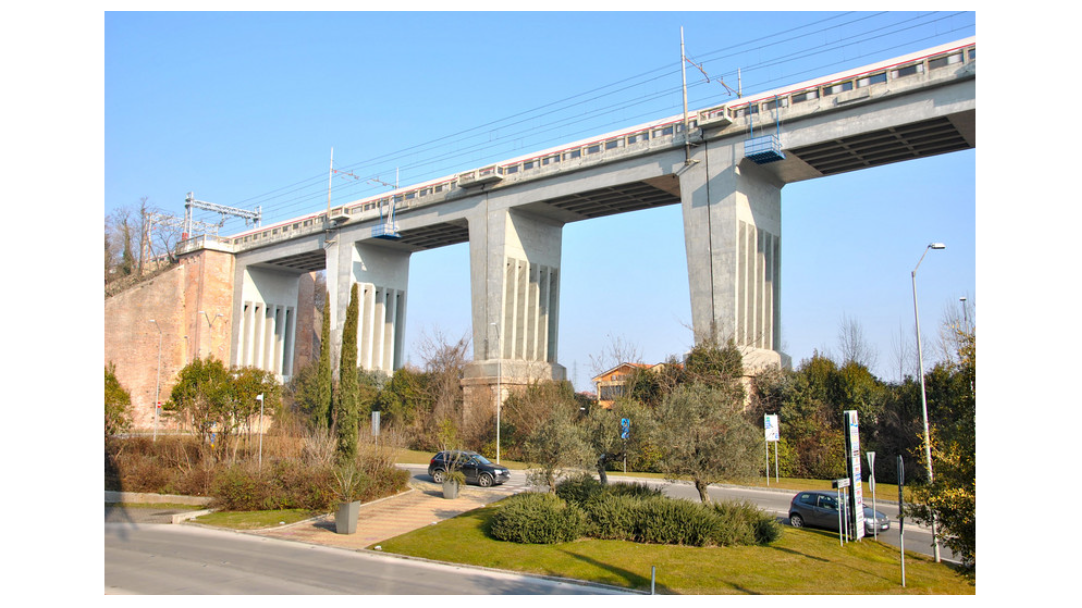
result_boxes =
[492,476,779,547]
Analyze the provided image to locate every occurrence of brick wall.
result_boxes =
[105,248,321,432]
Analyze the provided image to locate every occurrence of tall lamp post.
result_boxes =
[912,242,944,562]
[491,322,501,464]
[149,320,163,442]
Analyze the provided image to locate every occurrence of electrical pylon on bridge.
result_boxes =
[184,192,262,239]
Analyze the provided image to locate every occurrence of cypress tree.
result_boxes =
[315,289,333,429]
[335,283,360,462]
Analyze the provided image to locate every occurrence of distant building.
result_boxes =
[593,362,683,408]
[593,363,648,408]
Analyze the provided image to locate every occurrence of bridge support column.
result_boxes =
[464,206,566,408]
[680,142,790,369]
[233,266,300,379]
[327,237,410,378]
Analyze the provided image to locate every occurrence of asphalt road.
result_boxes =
[105,522,632,595]
[105,466,954,593]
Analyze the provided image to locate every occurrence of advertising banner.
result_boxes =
[843,410,865,539]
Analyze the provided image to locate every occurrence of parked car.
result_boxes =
[428,450,510,487]
[788,490,890,535]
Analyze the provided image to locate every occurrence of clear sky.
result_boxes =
[102,9,978,388]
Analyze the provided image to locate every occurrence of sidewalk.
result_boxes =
[246,480,514,551]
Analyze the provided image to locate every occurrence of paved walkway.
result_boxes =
[246,480,516,551]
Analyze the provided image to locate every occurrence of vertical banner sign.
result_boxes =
[372,411,381,436]
[764,414,779,441]
[764,414,780,484]
[843,410,865,539]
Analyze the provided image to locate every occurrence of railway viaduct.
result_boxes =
[107,38,975,428]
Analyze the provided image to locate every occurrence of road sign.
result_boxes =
[764,414,779,441]
[620,418,630,440]
[843,411,865,540]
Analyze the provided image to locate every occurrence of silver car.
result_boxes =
[789,490,890,535]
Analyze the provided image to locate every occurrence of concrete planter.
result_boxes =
[441,480,460,499]
[335,501,360,534]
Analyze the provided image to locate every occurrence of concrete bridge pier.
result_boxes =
[680,141,790,370]
[326,236,411,380]
[463,205,567,407]
[234,266,301,379]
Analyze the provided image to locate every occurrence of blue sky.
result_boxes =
[102,10,978,388]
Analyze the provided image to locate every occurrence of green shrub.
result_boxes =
[489,492,586,544]
[710,500,781,546]
[633,497,720,546]
[606,481,663,499]
[582,493,637,540]
[555,473,603,505]
[551,477,776,547]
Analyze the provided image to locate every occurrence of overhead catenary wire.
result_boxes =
[191,12,975,233]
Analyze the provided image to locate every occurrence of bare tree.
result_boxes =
[105,203,140,280]
[837,313,878,370]
[935,295,974,366]
[416,327,472,443]
[588,333,644,378]
[889,321,915,382]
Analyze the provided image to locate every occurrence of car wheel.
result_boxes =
[478,473,493,487]
[432,469,445,483]
[790,513,804,528]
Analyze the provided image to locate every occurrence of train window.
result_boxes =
[628,132,649,144]
[655,126,675,137]
[605,139,621,150]
[733,105,758,118]
[543,154,560,165]
[406,191,416,199]
[968,47,976,60]
[565,149,582,160]
[505,164,519,174]
[929,53,963,70]
[587,144,601,154]
[857,72,887,88]
[894,63,923,78]
[792,89,818,104]
[435,184,445,192]
[763,98,789,111]
[523,160,535,170]
[823,81,853,96]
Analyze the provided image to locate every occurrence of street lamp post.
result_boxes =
[490,322,502,464]
[912,242,944,562]
[257,393,265,470]
[149,320,162,442]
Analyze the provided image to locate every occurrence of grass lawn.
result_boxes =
[192,508,321,530]
[374,501,974,595]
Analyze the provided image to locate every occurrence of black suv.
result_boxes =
[428,450,510,487]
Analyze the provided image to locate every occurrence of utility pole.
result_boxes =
[327,147,334,222]
[681,27,691,164]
